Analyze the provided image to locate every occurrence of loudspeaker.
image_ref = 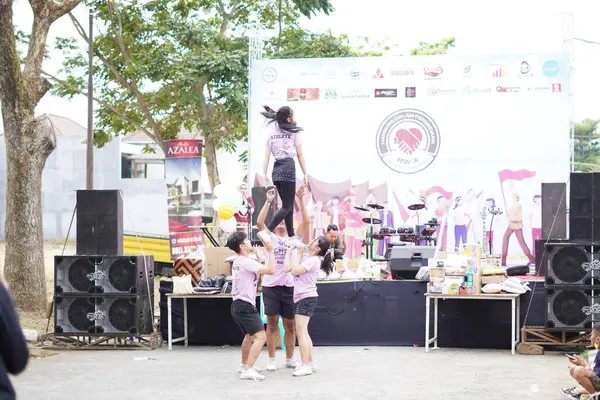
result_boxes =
[250,186,276,240]
[54,255,154,296]
[54,295,153,335]
[545,286,600,331]
[570,173,595,241]
[535,238,570,277]
[545,243,600,286]
[76,190,123,255]
[541,183,567,239]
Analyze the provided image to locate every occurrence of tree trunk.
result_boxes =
[2,114,55,311]
[204,136,220,191]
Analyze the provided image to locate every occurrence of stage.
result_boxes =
[159,279,546,349]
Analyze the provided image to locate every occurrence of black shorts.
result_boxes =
[231,300,264,336]
[262,286,295,320]
[294,297,318,317]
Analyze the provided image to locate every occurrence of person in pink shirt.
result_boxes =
[256,185,309,372]
[258,106,309,247]
[283,236,334,377]
[226,231,276,381]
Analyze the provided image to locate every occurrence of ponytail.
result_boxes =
[320,248,335,276]
[260,105,303,133]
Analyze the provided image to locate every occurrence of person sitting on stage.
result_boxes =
[325,224,345,255]
[283,237,334,376]
[561,323,600,399]
[256,184,310,372]
[226,231,276,381]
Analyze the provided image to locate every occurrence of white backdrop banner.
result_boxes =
[249,54,570,264]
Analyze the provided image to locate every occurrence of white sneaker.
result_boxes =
[286,237,303,248]
[238,364,263,373]
[257,230,272,245]
[267,358,277,371]
[285,358,300,369]
[310,362,318,372]
[240,368,266,381]
[292,364,313,377]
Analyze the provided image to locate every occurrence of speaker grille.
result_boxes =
[546,288,600,331]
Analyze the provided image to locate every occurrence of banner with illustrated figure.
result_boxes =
[164,139,204,260]
[249,54,570,266]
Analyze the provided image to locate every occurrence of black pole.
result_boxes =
[86,10,94,190]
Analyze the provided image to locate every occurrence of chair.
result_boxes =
[259,292,286,352]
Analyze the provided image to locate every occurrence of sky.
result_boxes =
[6,0,600,130]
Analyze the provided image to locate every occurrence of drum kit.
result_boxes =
[354,202,439,260]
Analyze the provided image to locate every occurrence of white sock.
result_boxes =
[270,357,276,362]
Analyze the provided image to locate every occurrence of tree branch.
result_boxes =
[41,69,158,143]
[49,0,82,22]
[68,11,161,140]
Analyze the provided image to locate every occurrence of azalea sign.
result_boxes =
[164,139,204,259]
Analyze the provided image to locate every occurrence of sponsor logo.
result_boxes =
[373,68,385,79]
[286,88,320,101]
[424,66,443,79]
[405,87,416,98]
[520,61,533,77]
[325,67,341,80]
[165,139,203,159]
[263,90,282,101]
[492,65,509,78]
[463,86,491,94]
[463,86,492,95]
[299,71,320,77]
[262,68,277,83]
[543,60,559,77]
[462,65,472,77]
[340,89,370,99]
[350,68,361,79]
[324,88,338,99]
[526,86,551,93]
[375,89,398,98]
[376,109,441,174]
[552,83,562,92]
[427,88,457,96]
[496,86,520,93]
[391,68,414,77]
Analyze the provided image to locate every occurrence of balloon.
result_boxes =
[226,191,243,209]
[219,217,237,233]
[218,204,235,220]
[212,197,224,212]
[213,184,226,199]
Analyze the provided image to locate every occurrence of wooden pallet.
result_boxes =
[40,332,163,351]
[521,325,590,347]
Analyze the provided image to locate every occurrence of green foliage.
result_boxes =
[410,37,455,55]
[574,118,600,172]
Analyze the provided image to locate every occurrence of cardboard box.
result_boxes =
[481,275,505,285]
[203,247,236,277]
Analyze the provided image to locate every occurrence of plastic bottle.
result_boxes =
[466,269,473,287]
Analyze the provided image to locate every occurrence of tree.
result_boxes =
[0,0,81,310]
[49,0,335,193]
[574,118,600,172]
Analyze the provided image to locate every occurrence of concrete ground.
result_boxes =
[14,346,574,400]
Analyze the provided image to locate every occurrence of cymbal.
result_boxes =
[408,203,425,211]
[367,203,384,210]
[362,217,382,224]
[354,205,370,212]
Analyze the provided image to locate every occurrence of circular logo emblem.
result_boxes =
[376,109,441,174]
[542,61,559,78]
[262,68,277,83]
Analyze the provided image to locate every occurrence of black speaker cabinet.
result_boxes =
[76,190,124,255]
[54,255,154,296]
[545,243,600,286]
[54,295,154,335]
[546,286,600,331]
[541,182,567,239]
[535,239,570,277]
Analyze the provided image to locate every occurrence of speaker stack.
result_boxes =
[545,173,600,331]
[54,190,154,336]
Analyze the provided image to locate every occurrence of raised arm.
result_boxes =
[257,188,276,231]
[284,245,309,276]
[295,185,310,242]
[258,241,276,275]
[262,142,271,186]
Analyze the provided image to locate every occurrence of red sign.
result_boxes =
[164,139,203,159]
